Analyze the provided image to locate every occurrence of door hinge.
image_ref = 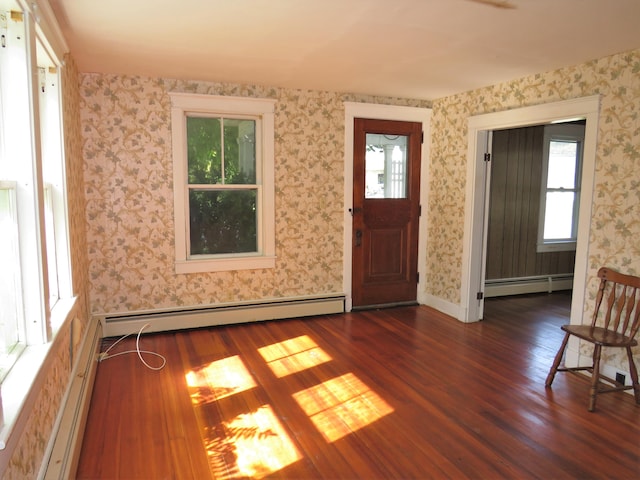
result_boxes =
[419,204,422,216]
[477,291,484,300]
[416,272,420,283]
[484,152,491,162]
[421,131,424,144]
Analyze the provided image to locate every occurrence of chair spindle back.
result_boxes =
[592,267,640,339]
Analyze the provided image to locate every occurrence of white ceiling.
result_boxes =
[48,0,640,100]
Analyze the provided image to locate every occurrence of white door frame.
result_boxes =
[461,95,601,327]
[343,102,432,312]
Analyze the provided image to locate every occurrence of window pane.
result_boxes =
[189,189,257,255]
[44,185,59,306]
[38,51,64,307]
[187,117,257,186]
[224,119,256,184]
[0,187,20,356]
[543,191,575,239]
[547,140,577,189]
[365,134,408,199]
[187,117,222,184]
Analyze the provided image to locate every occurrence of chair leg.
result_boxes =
[625,346,640,405]
[546,332,570,387]
[589,344,602,412]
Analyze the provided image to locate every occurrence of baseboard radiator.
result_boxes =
[41,316,102,480]
[484,274,573,298]
[99,294,346,337]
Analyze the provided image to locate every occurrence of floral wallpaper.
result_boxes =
[428,48,640,370]
[82,49,640,372]
[6,42,640,478]
[80,75,428,314]
[4,55,91,478]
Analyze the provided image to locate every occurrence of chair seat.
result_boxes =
[561,324,638,347]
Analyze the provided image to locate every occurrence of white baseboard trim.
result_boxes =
[485,274,573,298]
[40,316,102,480]
[422,294,463,322]
[100,294,346,337]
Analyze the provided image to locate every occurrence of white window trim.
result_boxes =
[169,93,276,273]
[537,123,584,253]
[0,296,76,453]
[0,0,74,458]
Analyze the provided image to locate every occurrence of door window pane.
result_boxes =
[365,133,408,199]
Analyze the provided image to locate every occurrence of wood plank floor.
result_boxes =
[77,292,640,479]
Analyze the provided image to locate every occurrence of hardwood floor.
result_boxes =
[77,292,640,479]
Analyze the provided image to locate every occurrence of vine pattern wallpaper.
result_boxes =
[6,43,640,479]
[428,48,640,367]
[80,49,640,369]
[80,75,428,314]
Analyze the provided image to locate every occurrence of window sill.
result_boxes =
[175,255,276,274]
[0,296,77,451]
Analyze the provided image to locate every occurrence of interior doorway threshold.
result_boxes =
[351,300,418,311]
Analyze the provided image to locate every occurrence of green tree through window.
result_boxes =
[186,117,257,255]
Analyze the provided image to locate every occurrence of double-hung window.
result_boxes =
[0,0,72,443]
[170,94,276,273]
[537,124,585,252]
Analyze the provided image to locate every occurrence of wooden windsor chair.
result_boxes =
[545,267,640,411]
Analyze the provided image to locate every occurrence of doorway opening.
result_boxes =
[484,121,585,302]
[461,96,600,328]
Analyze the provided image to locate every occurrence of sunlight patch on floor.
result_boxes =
[185,355,257,404]
[188,337,395,478]
[258,335,332,377]
[205,404,302,479]
[292,372,394,442]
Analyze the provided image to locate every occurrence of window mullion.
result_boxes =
[185,183,192,258]
[220,119,225,185]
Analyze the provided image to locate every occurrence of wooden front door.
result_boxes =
[352,118,422,308]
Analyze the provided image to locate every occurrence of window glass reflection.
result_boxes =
[365,133,408,199]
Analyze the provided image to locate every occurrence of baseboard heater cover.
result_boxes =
[41,316,102,480]
[484,274,573,298]
[99,294,346,337]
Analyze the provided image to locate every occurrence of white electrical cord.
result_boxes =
[98,323,167,371]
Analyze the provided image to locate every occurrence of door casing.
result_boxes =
[462,96,601,336]
[343,102,431,312]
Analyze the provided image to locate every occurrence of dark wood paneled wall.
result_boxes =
[486,126,575,280]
